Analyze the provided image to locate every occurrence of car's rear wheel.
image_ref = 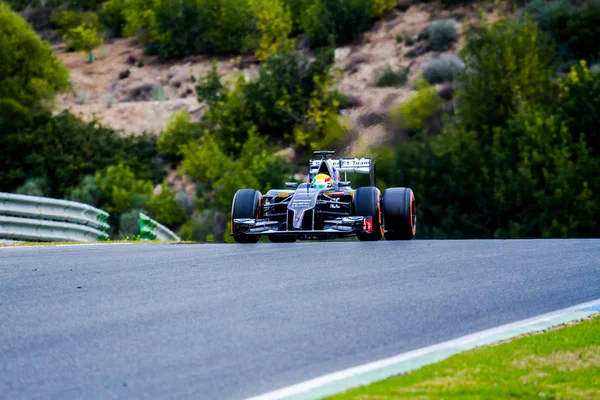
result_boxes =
[382,187,416,240]
[231,189,262,244]
[353,186,383,241]
[268,235,297,243]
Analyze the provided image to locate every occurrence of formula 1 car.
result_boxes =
[230,150,416,243]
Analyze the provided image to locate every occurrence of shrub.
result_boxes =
[178,209,219,242]
[53,11,103,53]
[0,98,33,135]
[119,70,130,79]
[146,185,187,227]
[68,175,102,207]
[392,79,442,132]
[180,131,293,211]
[143,0,258,59]
[375,66,409,87]
[422,53,465,84]
[118,208,142,238]
[100,0,127,37]
[522,0,600,64]
[157,111,202,159]
[0,3,70,112]
[195,47,342,152]
[557,61,600,156]
[16,177,49,197]
[428,19,458,51]
[95,163,153,215]
[252,0,294,61]
[457,14,556,133]
[0,111,164,199]
[301,0,372,47]
[152,85,166,101]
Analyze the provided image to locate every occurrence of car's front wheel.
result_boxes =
[382,187,416,240]
[231,189,262,244]
[353,186,383,241]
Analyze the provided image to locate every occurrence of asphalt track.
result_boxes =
[0,240,599,400]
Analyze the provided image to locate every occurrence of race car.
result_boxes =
[230,150,416,243]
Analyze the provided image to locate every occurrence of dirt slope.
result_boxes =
[54,1,495,154]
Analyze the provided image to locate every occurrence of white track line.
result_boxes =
[247,298,600,400]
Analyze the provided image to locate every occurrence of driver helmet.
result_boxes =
[312,173,334,189]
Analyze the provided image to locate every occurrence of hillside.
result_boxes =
[3,0,600,242]
[52,1,496,155]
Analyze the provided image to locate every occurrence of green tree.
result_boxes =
[68,175,102,206]
[0,111,164,199]
[391,79,443,133]
[251,0,294,61]
[96,163,153,215]
[157,111,203,159]
[491,110,600,238]
[195,47,344,153]
[0,3,70,112]
[54,11,103,56]
[181,130,292,211]
[556,61,600,156]
[456,14,556,136]
[101,0,127,36]
[146,185,188,226]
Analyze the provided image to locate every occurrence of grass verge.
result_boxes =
[326,315,600,399]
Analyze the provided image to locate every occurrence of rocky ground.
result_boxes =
[53,1,497,156]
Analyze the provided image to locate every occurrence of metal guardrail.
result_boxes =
[139,213,181,242]
[0,193,110,242]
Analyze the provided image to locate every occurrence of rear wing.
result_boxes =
[309,157,376,186]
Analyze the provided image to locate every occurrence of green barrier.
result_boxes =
[139,213,157,240]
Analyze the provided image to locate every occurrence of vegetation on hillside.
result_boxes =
[361,10,600,238]
[1,0,600,241]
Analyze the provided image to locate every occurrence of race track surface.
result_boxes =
[1,240,599,399]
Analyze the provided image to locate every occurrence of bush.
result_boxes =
[16,177,49,197]
[68,175,102,206]
[180,131,293,211]
[253,0,294,61]
[100,0,127,37]
[195,47,342,152]
[375,66,409,87]
[557,61,600,156]
[157,111,203,159]
[392,79,442,132]
[457,14,556,133]
[0,3,70,112]
[118,208,142,238]
[96,163,153,215]
[134,0,258,59]
[422,53,465,84]
[301,0,372,47]
[0,111,164,199]
[146,185,188,227]
[522,0,600,64]
[428,19,458,51]
[491,109,600,238]
[53,11,103,53]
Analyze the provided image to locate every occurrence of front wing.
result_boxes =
[232,216,375,239]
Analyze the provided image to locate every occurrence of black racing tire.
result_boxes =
[268,235,297,243]
[382,187,416,240]
[353,186,383,241]
[231,189,262,244]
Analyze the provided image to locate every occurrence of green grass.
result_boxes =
[327,315,600,399]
